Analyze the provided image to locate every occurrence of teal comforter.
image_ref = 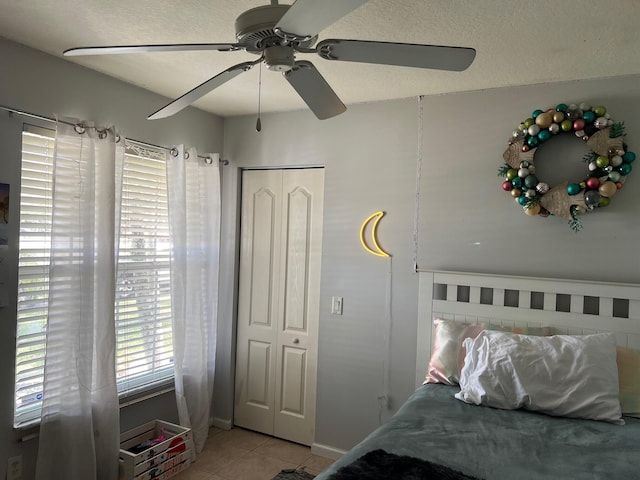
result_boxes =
[315,384,640,480]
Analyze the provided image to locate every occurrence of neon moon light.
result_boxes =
[359,211,391,258]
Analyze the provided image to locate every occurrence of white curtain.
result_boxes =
[36,121,124,480]
[167,146,220,454]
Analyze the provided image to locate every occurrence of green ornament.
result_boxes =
[556,103,568,112]
[506,168,518,180]
[523,118,535,128]
[598,196,611,207]
[561,119,573,132]
[593,105,606,116]
[595,156,609,168]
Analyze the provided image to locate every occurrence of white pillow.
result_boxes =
[455,331,624,424]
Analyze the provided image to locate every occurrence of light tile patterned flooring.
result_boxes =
[173,427,335,480]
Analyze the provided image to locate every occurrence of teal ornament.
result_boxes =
[537,130,551,142]
[583,111,596,123]
[527,136,539,148]
[517,196,528,206]
[524,174,538,189]
[566,183,581,195]
[532,109,544,119]
[620,163,632,175]
[512,177,523,188]
[623,151,636,163]
[556,103,568,112]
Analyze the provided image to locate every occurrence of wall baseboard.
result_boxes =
[311,442,346,460]
[211,417,232,431]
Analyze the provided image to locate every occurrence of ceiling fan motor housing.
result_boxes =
[234,5,290,51]
[234,4,316,53]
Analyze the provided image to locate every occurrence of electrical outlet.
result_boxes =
[331,296,343,315]
[7,455,22,480]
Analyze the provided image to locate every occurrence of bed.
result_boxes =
[315,270,640,480]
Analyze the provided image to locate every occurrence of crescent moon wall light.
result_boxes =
[359,211,391,257]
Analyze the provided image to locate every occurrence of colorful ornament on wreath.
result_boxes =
[498,102,635,231]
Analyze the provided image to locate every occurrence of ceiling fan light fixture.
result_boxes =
[264,45,295,72]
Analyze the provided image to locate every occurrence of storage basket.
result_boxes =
[119,420,192,480]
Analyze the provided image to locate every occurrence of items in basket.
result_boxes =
[128,429,168,454]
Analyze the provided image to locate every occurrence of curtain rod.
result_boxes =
[1,104,228,165]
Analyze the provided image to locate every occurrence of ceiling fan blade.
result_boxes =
[316,39,476,72]
[148,60,258,120]
[284,60,346,120]
[64,43,242,56]
[275,0,368,39]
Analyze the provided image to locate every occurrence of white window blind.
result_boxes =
[14,126,174,427]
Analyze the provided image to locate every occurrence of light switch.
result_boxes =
[331,296,343,315]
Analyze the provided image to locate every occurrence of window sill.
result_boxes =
[15,382,176,440]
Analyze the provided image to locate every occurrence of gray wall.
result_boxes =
[418,77,640,282]
[3,34,640,475]
[219,75,640,453]
[219,100,421,449]
[0,38,224,478]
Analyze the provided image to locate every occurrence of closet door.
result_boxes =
[234,168,324,446]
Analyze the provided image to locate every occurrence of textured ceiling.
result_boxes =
[1,0,640,119]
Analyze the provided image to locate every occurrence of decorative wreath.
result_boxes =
[499,102,635,231]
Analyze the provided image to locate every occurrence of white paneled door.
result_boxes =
[234,168,324,446]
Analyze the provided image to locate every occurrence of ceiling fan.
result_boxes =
[64,0,476,121]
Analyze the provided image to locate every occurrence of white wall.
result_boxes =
[0,37,224,480]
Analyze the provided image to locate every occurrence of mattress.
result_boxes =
[315,384,640,480]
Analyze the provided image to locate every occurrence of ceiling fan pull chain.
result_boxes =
[256,61,263,132]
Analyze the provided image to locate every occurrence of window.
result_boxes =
[14,125,173,427]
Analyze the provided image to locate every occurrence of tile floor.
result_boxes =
[173,427,335,480]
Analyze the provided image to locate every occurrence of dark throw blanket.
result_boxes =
[327,449,482,480]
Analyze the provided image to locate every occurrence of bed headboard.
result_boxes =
[416,270,640,387]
